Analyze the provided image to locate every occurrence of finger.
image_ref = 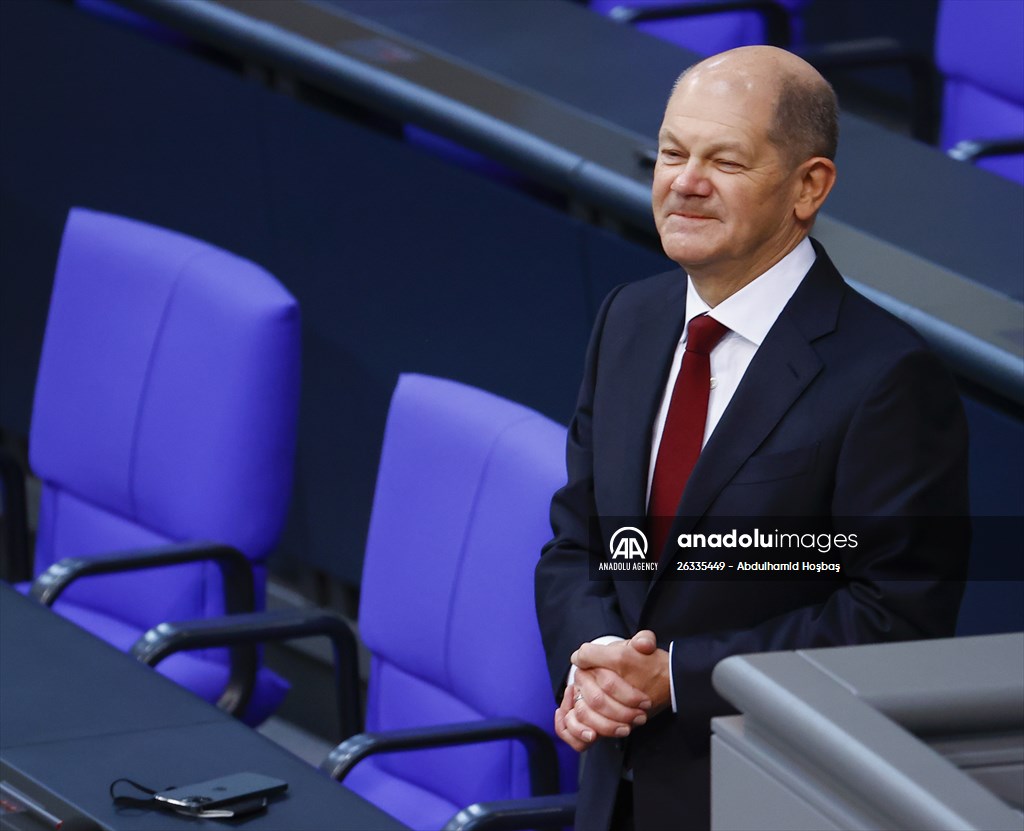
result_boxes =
[556,713,588,751]
[564,699,610,742]
[575,670,648,730]
[555,704,588,752]
[578,667,652,714]
[554,684,588,750]
[563,699,595,743]
[571,641,610,669]
[565,680,627,742]
[573,641,653,681]
[571,691,640,739]
[630,630,658,655]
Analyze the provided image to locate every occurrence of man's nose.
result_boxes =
[670,160,713,197]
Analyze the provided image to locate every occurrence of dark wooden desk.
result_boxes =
[0,585,406,830]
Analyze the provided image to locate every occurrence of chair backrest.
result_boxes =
[935,0,1024,184]
[29,208,300,630]
[589,0,807,56]
[356,374,576,822]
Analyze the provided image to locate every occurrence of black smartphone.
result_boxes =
[152,773,287,812]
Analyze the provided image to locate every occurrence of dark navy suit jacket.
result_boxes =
[535,240,969,831]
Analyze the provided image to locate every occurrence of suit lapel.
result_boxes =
[601,273,688,520]
[650,242,846,584]
[605,273,688,624]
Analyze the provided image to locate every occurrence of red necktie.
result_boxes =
[649,314,730,557]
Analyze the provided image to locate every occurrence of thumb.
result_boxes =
[630,629,658,654]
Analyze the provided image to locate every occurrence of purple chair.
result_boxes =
[16,207,300,725]
[590,0,808,55]
[936,0,1024,184]
[591,2,948,148]
[319,374,577,830]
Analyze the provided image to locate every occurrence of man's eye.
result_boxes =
[660,149,685,161]
[717,159,743,171]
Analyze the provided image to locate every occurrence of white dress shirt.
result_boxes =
[646,237,816,505]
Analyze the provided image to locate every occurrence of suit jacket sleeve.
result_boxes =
[535,285,630,698]
[666,344,970,730]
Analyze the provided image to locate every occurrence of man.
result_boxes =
[534,46,968,830]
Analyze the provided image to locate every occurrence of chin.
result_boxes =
[661,239,710,268]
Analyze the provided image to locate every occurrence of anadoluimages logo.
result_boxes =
[609,527,648,560]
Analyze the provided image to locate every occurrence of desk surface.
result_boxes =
[0,585,406,830]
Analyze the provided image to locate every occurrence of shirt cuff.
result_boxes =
[669,641,678,713]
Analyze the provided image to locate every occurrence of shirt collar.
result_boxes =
[684,237,816,347]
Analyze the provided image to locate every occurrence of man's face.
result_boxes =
[652,70,803,283]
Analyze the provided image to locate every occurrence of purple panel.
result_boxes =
[344,758,459,831]
[131,246,300,558]
[361,659,533,817]
[34,486,217,630]
[30,209,191,519]
[942,81,1024,184]
[359,375,539,679]
[936,0,1024,104]
[34,489,274,633]
[638,14,763,56]
[589,0,808,55]
[32,485,168,575]
[446,417,566,721]
[30,208,300,561]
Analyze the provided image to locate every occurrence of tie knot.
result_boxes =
[685,315,729,356]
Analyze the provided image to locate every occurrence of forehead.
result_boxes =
[660,71,776,147]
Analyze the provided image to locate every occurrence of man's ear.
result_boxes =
[794,157,837,222]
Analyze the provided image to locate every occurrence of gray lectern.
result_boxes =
[711,634,1024,830]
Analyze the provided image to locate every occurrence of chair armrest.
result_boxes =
[609,1,793,49]
[321,718,561,797]
[0,447,31,583]
[32,542,259,717]
[29,541,255,614]
[948,137,1024,164]
[131,608,361,736]
[441,793,577,831]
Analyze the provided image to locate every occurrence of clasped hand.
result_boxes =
[554,630,671,752]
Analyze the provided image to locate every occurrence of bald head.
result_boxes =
[653,45,839,294]
[674,46,838,166]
